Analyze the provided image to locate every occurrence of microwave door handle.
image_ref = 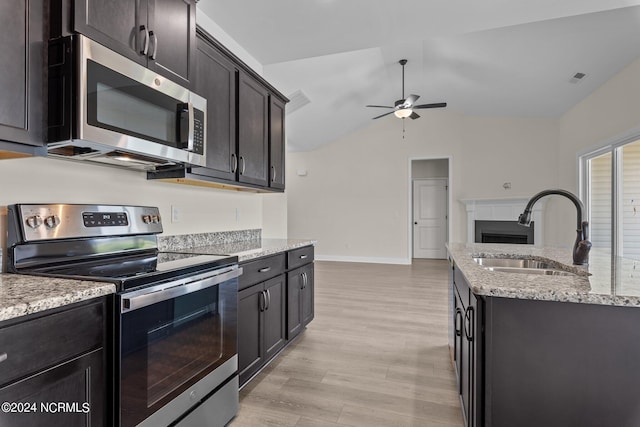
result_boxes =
[187,102,195,151]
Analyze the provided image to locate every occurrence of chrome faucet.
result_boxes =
[518,189,592,265]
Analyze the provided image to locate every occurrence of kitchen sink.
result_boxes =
[473,256,583,277]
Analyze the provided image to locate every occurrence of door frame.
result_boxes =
[408,156,453,260]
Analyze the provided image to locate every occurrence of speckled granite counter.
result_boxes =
[447,242,640,307]
[0,274,115,322]
[163,238,316,262]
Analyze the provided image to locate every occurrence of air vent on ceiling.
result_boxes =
[286,90,311,115]
[569,72,587,84]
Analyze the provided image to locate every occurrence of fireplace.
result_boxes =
[462,198,545,246]
[475,220,534,244]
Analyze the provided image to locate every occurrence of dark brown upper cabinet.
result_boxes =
[188,32,237,181]
[69,0,196,89]
[269,96,286,190]
[237,70,270,188]
[146,27,288,192]
[0,0,47,154]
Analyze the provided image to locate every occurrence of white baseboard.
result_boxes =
[315,254,411,265]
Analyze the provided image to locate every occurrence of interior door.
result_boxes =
[413,178,448,259]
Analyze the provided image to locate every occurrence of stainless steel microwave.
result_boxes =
[47,35,206,171]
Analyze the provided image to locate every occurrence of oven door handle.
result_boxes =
[121,266,242,313]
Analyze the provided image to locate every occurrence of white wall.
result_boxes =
[553,57,640,246]
[286,112,558,263]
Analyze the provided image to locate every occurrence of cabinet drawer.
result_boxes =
[0,300,104,386]
[287,246,314,270]
[239,254,285,290]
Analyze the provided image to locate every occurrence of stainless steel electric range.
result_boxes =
[6,204,241,427]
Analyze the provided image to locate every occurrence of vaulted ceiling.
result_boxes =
[197,1,640,151]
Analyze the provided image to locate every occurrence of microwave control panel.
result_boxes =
[193,108,205,155]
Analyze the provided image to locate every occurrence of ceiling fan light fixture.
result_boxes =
[394,109,412,118]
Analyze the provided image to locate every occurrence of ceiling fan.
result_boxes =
[366,59,447,120]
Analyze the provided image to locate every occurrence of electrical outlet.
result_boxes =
[171,206,181,223]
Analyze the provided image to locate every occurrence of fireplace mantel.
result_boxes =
[461,198,545,245]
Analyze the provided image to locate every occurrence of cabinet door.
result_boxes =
[147,0,196,88]
[238,284,264,385]
[73,0,146,66]
[237,70,269,187]
[286,269,303,339]
[263,275,286,361]
[0,0,44,146]
[190,34,236,181]
[269,96,286,190]
[301,265,314,327]
[0,349,105,426]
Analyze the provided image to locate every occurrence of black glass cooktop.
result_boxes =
[22,251,237,292]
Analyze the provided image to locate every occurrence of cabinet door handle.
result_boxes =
[259,291,266,312]
[299,255,308,260]
[266,289,271,311]
[0,353,7,363]
[140,25,149,55]
[454,309,463,337]
[464,307,474,341]
[301,272,307,289]
[258,267,271,273]
[271,165,276,182]
[239,156,246,174]
[149,31,158,60]
[231,153,237,173]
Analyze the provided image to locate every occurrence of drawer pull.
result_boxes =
[258,267,271,273]
[0,353,7,363]
[299,255,308,259]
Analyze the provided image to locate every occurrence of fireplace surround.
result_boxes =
[462,198,545,246]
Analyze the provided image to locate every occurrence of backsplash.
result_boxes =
[158,229,261,251]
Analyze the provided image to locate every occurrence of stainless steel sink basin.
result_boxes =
[473,257,580,276]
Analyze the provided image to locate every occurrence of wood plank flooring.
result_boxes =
[230,260,464,427]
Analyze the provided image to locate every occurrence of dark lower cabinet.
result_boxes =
[238,247,315,387]
[451,261,482,427]
[0,0,46,151]
[450,254,640,427]
[0,349,104,427]
[238,274,286,386]
[287,264,314,339]
[0,298,107,426]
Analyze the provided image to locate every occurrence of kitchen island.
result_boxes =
[447,243,640,427]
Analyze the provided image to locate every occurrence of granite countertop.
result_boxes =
[447,242,640,308]
[168,238,316,262]
[0,274,115,322]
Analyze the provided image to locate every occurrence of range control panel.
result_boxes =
[14,204,163,241]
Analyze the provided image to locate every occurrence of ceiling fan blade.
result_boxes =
[371,111,395,120]
[403,94,420,107]
[366,105,394,109]
[409,111,420,120]
[413,102,447,109]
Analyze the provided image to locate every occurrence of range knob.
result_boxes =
[150,214,160,224]
[142,215,151,224]
[25,215,43,229]
[44,215,61,228]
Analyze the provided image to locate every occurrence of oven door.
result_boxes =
[118,266,240,427]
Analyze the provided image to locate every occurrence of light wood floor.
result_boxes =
[230,260,464,427]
